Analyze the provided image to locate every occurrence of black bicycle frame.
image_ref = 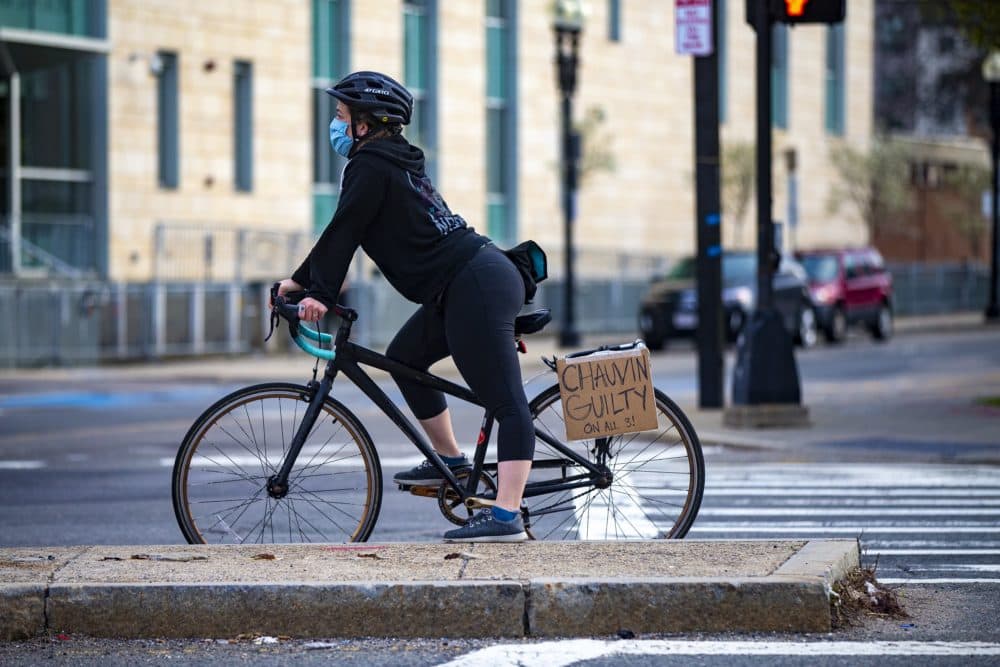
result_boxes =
[268,317,606,506]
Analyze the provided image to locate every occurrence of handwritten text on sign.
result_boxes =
[556,347,658,441]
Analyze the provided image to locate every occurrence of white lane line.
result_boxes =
[0,460,45,469]
[698,508,1000,516]
[703,480,1000,488]
[688,526,1000,533]
[437,640,1000,666]
[701,488,1000,497]
[902,564,1000,573]
[872,549,1000,556]
[879,578,1000,585]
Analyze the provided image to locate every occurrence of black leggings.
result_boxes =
[386,245,534,462]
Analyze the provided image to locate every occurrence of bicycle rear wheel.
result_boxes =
[526,384,704,540]
[172,382,382,544]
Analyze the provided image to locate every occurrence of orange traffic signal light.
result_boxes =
[746,0,845,26]
[785,0,807,17]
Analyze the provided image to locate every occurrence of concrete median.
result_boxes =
[1,539,859,641]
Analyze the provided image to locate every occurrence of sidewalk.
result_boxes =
[0,311,992,641]
[1,540,858,640]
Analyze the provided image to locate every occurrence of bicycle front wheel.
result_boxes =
[172,382,382,544]
[526,384,704,540]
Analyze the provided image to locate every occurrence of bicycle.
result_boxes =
[171,286,705,543]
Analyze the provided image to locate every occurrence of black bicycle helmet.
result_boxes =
[325,71,413,126]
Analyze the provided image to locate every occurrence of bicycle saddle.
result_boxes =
[514,308,551,336]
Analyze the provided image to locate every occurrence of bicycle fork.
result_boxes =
[266,368,337,498]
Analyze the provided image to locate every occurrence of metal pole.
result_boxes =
[755,1,773,310]
[693,0,723,409]
[8,72,21,275]
[557,28,581,347]
[986,80,1000,322]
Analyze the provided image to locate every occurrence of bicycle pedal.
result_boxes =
[405,484,441,498]
[463,496,496,510]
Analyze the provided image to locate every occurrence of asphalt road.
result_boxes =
[1,324,999,664]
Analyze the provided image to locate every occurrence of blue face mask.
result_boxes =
[329,118,354,158]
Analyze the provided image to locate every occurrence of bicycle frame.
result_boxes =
[267,310,607,510]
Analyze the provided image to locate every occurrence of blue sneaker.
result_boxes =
[443,507,528,542]
[393,456,471,486]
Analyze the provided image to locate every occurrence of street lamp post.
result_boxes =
[553,0,584,347]
[983,52,1000,323]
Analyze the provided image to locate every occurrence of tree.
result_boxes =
[826,138,916,239]
[721,142,755,247]
[576,105,616,186]
[941,163,991,259]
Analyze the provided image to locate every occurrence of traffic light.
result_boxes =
[773,0,845,24]
[746,0,845,28]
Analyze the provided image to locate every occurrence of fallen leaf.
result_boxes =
[357,553,382,560]
[131,553,209,562]
[252,553,278,560]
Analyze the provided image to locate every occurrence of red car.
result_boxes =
[795,247,894,343]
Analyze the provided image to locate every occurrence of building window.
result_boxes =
[404,0,437,181]
[608,0,621,42]
[717,0,726,123]
[312,0,350,231]
[825,23,845,136]
[486,0,516,245]
[771,23,788,129]
[156,50,178,189]
[234,61,253,192]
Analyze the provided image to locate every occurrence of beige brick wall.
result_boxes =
[105,0,873,281]
[107,0,311,281]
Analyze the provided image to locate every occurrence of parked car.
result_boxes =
[795,247,894,343]
[637,251,817,350]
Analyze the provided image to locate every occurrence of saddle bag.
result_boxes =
[504,240,548,304]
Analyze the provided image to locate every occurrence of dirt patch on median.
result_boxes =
[831,565,908,629]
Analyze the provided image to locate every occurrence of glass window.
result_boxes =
[771,23,788,129]
[313,0,346,80]
[608,0,621,42]
[0,0,103,38]
[312,0,349,232]
[800,255,839,282]
[485,0,515,244]
[234,60,253,192]
[20,60,92,169]
[825,23,845,135]
[403,0,436,172]
[156,51,179,189]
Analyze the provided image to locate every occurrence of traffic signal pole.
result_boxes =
[693,0,724,409]
[726,0,807,426]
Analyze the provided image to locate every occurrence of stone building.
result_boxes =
[1,0,874,283]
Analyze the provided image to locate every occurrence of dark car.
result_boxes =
[795,247,893,343]
[637,251,817,350]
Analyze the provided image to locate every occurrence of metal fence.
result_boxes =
[0,262,992,368]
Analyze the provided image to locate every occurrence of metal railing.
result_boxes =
[0,261,991,368]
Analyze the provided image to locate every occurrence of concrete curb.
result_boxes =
[1,540,860,640]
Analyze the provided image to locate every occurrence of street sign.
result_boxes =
[676,0,713,56]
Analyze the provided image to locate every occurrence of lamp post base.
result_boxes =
[986,303,1000,322]
[731,309,803,406]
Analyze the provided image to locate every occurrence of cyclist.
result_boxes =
[277,71,532,542]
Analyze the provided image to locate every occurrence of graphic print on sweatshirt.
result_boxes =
[406,172,468,235]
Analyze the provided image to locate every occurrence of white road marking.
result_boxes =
[879,578,1000,584]
[689,525,1000,533]
[699,507,1000,516]
[871,549,1000,556]
[0,460,45,469]
[438,640,1000,666]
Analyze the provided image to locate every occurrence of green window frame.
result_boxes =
[403,0,437,181]
[486,0,516,245]
[156,50,178,190]
[312,0,350,232]
[825,23,845,136]
[234,60,253,192]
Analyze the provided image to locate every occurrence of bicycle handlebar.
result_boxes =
[268,283,343,361]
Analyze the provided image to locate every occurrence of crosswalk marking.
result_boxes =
[694,463,1000,584]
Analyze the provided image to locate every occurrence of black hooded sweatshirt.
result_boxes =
[292,134,489,308]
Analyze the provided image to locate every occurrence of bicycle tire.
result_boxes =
[526,383,705,540]
[172,382,382,544]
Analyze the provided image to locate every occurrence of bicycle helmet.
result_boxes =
[325,71,413,126]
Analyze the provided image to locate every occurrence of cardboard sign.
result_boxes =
[556,347,658,441]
